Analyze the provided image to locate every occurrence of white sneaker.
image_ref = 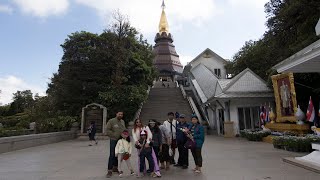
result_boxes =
[119,171,123,178]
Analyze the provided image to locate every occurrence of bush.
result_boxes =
[240,129,271,141]
[0,127,33,138]
[272,135,320,152]
[0,113,31,128]
[36,116,78,133]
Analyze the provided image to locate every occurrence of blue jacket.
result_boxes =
[176,122,190,143]
[189,124,205,148]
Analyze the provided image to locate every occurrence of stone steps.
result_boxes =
[139,83,193,124]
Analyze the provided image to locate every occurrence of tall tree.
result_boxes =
[8,90,34,114]
[227,0,320,99]
[47,13,156,121]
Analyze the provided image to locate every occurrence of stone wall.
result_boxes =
[0,131,77,154]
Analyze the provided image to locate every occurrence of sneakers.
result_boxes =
[150,172,157,178]
[119,171,123,178]
[195,170,201,173]
[112,167,119,173]
[136,174,144,178]
[130,171,135,176]
[106,171,112,178]
[154,171,161,177]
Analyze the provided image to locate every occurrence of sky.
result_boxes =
[0,0,269,105]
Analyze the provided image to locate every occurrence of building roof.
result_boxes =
[223,68,271,92]
[189,48,227,67]
[214,92,274,99]
[218,79,232,90]
[190,65,273,103]
[272,38,320,73]
[190,64,218,103]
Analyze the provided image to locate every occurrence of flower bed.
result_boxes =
[240,129,271,141]
[272,135,320,152]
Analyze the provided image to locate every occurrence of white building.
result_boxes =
[184,48,274,136]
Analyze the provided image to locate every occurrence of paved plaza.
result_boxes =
[0,136,319,180]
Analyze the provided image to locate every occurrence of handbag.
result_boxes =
[122,152,130,160]
[121,140,130,160]
[184,138,196,149]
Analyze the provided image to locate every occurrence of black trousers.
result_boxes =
[159,144,170,163]
[191,147,202,167]
[177,141,189,166]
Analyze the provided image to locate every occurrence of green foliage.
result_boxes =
[36,116,78,133]
[6,90,35,115]
[0,104,10,116]
[0,113,31,128]
[240,129,271,141]
[227,0,320,106]
[0,128,33,138]
[272,135,320,152]
[47,13,156,121]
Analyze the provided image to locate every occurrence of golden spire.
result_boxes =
[158,0,169,34]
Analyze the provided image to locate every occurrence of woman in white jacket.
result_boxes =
[115,130,135,177]
[132,119,161,177]
[132,119,153,145]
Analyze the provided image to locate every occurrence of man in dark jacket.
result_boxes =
[175,114,189,169]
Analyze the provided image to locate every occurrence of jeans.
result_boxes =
[191,147,202,167]
[177,141,189,166]
[108,139,118,170]
[139,151,154,173]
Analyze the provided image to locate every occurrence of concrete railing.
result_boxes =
[187,96,203,124]
[179,84,187,99]
[132,85,151,122]
[0,131,77,154]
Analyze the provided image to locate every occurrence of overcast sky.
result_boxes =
[0,0,269,105]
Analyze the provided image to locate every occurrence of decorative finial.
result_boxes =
[158,0,169,34]
[162,0,166,9]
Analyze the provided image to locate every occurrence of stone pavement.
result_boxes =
[0,136,319,180]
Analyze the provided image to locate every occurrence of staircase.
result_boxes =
[139,81,193,124]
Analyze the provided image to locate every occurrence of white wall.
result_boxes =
[191,55,226,79]
[213,98,274,135]
[230,98,274,135]
[207,108,216,130]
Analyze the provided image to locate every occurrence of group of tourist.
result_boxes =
[102,111,205,178]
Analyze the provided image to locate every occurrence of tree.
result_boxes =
[47,12,156,121]
[226,0,320,106]
[7,90,34,115]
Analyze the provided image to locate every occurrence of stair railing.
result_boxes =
[179,85,203,124]
[187,96,203,124]
[132,85,151,122]
[179,84,187,99]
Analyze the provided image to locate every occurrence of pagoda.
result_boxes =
[153,0,183,81]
